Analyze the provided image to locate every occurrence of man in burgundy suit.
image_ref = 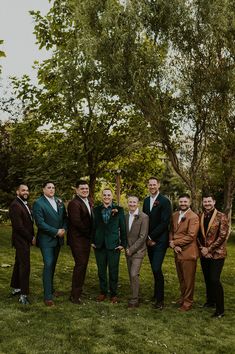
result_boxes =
[67,180,93,304]
[9,184,35,305]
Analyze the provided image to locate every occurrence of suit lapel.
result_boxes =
[43,196,59,216]
[16,198,33,222]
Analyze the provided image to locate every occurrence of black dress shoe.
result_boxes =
[203,302,215,308]
[211,312,224,318]
[153,302,164,310]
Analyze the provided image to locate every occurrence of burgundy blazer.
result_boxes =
[169,209,199,261]
[9,198,34,248]
[67,195,93,247]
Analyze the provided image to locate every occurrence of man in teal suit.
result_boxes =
[143,177,172,310]
[92,188,127,303]
[33,182,67,306]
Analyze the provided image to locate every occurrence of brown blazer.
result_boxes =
[170,209,199,261]
[125,211,149,258]
[9,197,34,248]
[198,209,229,259]
[67,195,93,247]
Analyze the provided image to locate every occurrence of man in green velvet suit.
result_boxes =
[143,177,172,310]
[92,188,127,303]
[33,182,67,306]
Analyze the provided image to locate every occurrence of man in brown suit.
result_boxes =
[169,194,199,311]
[67,180,93,304]
[9,184,35,305]
[125,196,149,308]
[198,194,229,318]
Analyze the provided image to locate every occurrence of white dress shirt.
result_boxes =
[129,208,139,231]
[80,197,91,215]
[45,196,58,211]
[150,192,159,211]
[178,208,190,224]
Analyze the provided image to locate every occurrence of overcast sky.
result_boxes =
[0,0,51,85]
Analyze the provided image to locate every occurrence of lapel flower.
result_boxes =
[111,208,118,216]
[153,200,160,207]
[181,216,186,222]
[56,198,63,208]
[134,215,139,220]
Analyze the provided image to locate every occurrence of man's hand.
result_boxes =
[32,237,36,246]
[174,246,182,254]
[91,243,96,248]
[126,248,130,256]
[115,246,124,251]
[147,239,156,247]
[201,247,209,257]
[169,240,175,249]
[205,252,213,258]
[57,229,65,238]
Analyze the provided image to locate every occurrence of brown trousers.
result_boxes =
[175,258,197,308]
[70,237,91,300]
[11,246,30,295]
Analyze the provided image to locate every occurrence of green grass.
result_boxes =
[0,224,235,354]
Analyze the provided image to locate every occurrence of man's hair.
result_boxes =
[42,181,54,188]
[75,180,89,188]
[128,195,139,201]
[148,176,160,183]
[202,192,215,200]
[16,183,28,190]
[102,187,113,194]
[178,193,191,199]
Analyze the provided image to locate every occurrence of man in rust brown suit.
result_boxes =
[198,194,229,318]
[67,180,93,304]
[169,194,199,312]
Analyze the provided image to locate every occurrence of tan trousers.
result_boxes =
[126,256,144,304]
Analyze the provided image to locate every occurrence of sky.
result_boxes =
[0,0,51,85]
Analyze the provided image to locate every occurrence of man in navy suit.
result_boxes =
[33,182,67,306]
[9,184,35,305]
[143,177,172,309]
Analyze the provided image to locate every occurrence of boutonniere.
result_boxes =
[111,208,118,216]
[134,215,139,220]
[181,216,186,222]
[56,198,63,208]
[153,200,160,207]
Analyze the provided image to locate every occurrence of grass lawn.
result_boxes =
[0,224,235,354]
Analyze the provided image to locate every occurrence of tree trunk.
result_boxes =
[89,173,97,201]
[223,175,235,233]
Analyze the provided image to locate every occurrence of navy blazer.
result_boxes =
[143,193,172,246]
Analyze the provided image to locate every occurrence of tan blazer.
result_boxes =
[198,209,229,259]
[170,209,199,261]
[125,211,149,258]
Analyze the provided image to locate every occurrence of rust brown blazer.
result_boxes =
[170,209,199,261]
[198,209,229,259]
[125,211,149,258]
[67,195,93,247]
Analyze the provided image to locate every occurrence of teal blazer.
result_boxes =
[33,195,67,248]
[92,205,127,250]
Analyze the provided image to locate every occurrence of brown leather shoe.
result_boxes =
[44,300,55,307]
[110,296,118,304]
[179,305,191,312]
[96,294,106,302]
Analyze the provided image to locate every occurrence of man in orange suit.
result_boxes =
[197,194,229,318]
[169,194,199,311]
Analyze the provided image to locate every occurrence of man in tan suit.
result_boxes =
[169,194,199,311]
[125,196,149,308]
